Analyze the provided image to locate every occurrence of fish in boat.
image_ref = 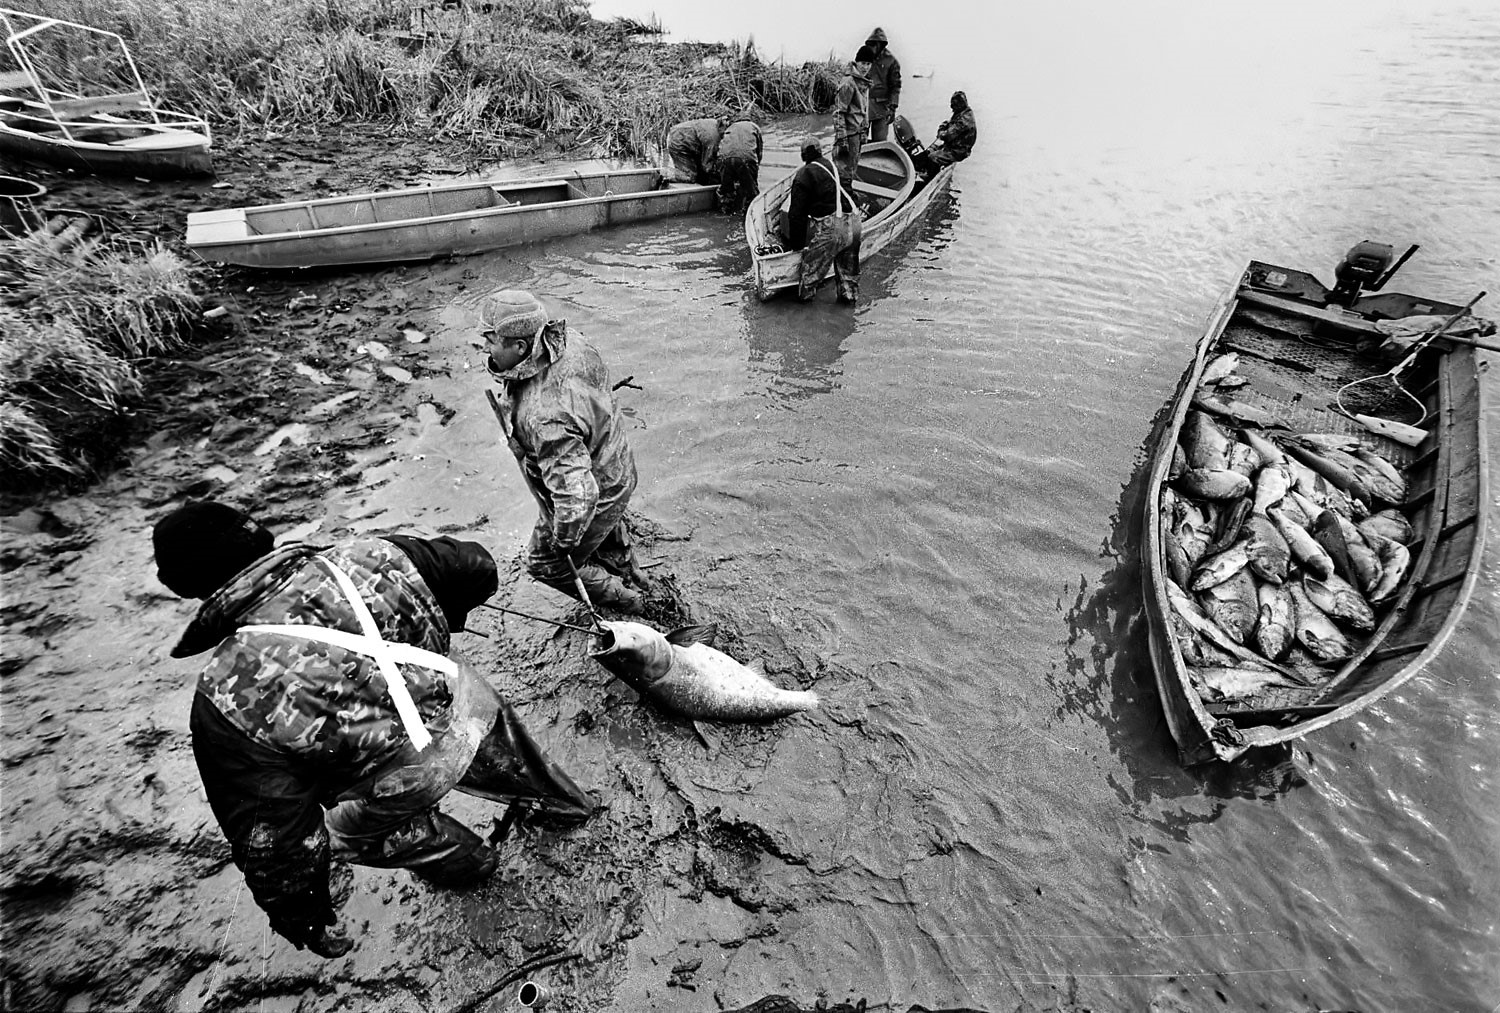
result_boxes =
[1254,582,1295,661]
[1287,583,1353,663]
[1302,573,1376,631]
[1268,507,1335,580]
[1178,468,1252,500]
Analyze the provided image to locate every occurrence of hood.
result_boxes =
[590,620,674,689]
[489,319,567,383]
[866,27,887,44]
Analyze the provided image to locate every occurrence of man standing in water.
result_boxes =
[716,116,763,215]
[786,137,861,304]
[482,289,650,613]
[664,116,725,185]
[832,46,873,192]
[862,28,901,142]
[152,501,594,958]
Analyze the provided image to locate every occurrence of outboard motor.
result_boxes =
[892,114,924,158]
[1330,240,1394,306]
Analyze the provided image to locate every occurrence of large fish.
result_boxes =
[1199,569,1259,644]
[1191,540,1252,591]
[591,621,819,721]
[1166,582,1293,675]
[1350,447,1406,498]
[1364,532,1412,604]
[1177,468,1253,501]
[1254,582,1295,661]
[1191,666,1306,702]
[1182,410,1233,470]
[1282,440,1374,506]
[1242,512,1290,584]
[1251,464,1291,516]
[1268,507,1334,580]
[1330,511,1383,593]
[1226,443,1261,478]
[1286,583,1353,663]
[1239,429,1286,467]
[1302,573,1376,631]
[1359,508,1414,546]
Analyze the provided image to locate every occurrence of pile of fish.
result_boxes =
[1161,354,1416,707]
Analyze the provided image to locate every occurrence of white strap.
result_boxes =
[811,159,850,215]
[239,556,439,750]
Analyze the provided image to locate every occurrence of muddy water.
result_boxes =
[4,3,1500,1012]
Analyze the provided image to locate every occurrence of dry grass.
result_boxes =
[18,0,843,160]
[0,230,201,482]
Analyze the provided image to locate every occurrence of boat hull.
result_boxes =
[186,169,718,268]
[745,140,952,300]
[1141,258,1489,764]
[0,119,212,178]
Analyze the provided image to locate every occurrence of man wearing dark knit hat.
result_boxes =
[152,501,594,959]
[481,289,649,614]
[833,46,874,192]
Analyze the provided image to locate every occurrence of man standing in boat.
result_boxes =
[786,137,861,304]
[482,289,651,614]
[716,116,763,216]
[832,46,873,193]
[152,501,595,959]
[862,28,902,143]
[664,116,726,185]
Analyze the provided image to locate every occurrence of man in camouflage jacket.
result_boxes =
[154,502,593,958]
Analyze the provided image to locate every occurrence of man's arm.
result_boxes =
[532,417,601,551]
[191,695,349,957]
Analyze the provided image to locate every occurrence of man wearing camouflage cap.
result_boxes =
[481,289,649,614]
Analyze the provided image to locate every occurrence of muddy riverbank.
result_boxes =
[0,126,871,1013]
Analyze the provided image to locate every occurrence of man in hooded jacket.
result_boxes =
[863,28,901,142]
[917,90,978,175]
[833,46,873,192]
[153,501,594,959]
[716,117,763,215]
[481,289,649,614]
[664,116,725,185]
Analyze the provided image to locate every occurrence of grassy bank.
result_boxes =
[23,0,842,161]
[0,228,202,486]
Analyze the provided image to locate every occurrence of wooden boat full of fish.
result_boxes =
[0,8,212,178]
[745,138,954,300]
[1140,242,1493,765]
[185,168,719,269]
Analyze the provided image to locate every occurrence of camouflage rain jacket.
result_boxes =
[489,321,638,549]
[178,536,497,946]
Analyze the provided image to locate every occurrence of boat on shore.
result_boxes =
[745,138,954,300]
[0,8,213,178]
[185,168,718,269]
[1141,243,1492,765]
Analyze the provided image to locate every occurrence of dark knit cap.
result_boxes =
[855,44,875,64]
[152,501,274,599]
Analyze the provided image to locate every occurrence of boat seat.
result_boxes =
[0,69,35,93]
[48,91,150,118]
[852,179,902,201]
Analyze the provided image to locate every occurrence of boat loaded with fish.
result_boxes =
[745,138,954,300]
[0,8,212,178]
[185,168,718,269]
[1140,241,1494,765]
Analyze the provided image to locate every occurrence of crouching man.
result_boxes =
[153,501,594,958]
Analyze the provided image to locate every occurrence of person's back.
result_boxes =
[718,119,762,162]
[787,157,838,251]
[665,117,724,184]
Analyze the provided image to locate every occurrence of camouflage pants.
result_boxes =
[325,658,593,874]
[526,494,641,593]
[797,213,861,303]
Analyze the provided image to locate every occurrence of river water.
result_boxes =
[343,3,1498,1010]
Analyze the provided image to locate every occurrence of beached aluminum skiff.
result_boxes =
[185,168,718,269]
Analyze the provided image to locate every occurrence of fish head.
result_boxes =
[590,620,674,690]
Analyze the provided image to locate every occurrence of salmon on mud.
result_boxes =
[590,621,819,721]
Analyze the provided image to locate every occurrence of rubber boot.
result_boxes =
[577,563,644,614]
[396,810,499,889]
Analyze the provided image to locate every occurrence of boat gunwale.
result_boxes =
[1142,262,1489,763]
